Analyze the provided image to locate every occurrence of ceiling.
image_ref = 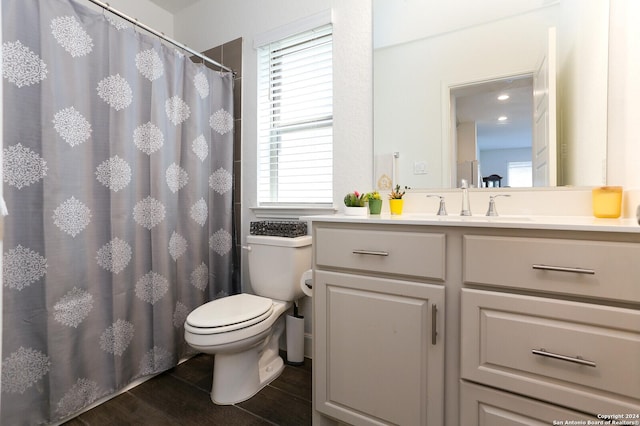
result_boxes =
[148,0,200,13]
[453,76,533,151]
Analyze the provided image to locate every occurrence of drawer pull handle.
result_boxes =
[532,264,595,275]
[532,348,596,367]
[352,249,389,257]
[431,304,438,345]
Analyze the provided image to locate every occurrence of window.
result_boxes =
[507,161,533,187]
[257,24,333,205]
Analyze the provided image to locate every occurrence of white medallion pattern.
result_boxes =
[191,134,208,162]
[3,245,48,291]
[173,302,189,328]
[215,290,229,299]
[99,319,135,356]
[53,106,92,147]
[166,163,189,193]
[105,14,129,30]
[133,122,164,155]
[95,155,132,192]
[165,95,191,126]
[193,72,209,99]
[52,197,92,237]
[209,108,234,135]
[190,198,208,227]
[137,346,174,377]
[190,262,208,291]
[135,49,164,81]
[133,196,166,230]
[209,168,233,194]
[209,229,232,256]
[3,143,48,189]
[1,347,51,394]
[50,16,93,57]
[135,271,169,305]
[53,287,94,328]
[96,238,132,274]
[2,40,48,87]
[96,74,132,111]
[55,378,109,419]
[168,231,188,261]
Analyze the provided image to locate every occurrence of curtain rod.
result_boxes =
[85,0,234,74]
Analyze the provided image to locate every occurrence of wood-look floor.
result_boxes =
[63,353,312,426]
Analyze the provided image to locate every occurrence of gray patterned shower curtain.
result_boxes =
[1,0,235,423]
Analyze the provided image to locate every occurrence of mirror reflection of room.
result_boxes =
[373,0,609,190]
[454,75,534,188]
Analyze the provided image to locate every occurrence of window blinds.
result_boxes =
[257,24,333,205]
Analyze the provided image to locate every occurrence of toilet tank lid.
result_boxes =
[247,234,312,247]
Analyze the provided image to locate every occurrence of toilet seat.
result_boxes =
[186,293,274,335]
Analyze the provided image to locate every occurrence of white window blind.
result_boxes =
[257,24,333,205]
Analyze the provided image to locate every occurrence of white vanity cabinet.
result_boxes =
[312,223,446,425]
[307,215,640,426]
[460,233,640,420]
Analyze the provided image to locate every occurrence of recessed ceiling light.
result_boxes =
[497,94,510,101]
[498,115,508,121]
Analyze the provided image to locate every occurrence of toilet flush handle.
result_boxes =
[241,245,252,251]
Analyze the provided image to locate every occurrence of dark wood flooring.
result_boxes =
[62,353,312,426]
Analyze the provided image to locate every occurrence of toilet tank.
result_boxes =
[246,235,312,301]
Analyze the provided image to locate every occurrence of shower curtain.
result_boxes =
[1,0,235,423]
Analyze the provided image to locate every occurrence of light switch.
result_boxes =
[413,161,427,175]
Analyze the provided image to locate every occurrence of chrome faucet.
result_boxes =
[426,195,447,216]
[486,194,511,216]
[460,179,471,216]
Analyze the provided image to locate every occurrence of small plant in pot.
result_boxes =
[366,191,383,215]
[388,184,406,215]
[344,191,368,216]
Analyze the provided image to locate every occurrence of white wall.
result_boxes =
[84,0,174,37]
[608,0,640,192]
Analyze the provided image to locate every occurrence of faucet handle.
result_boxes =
[426,195,447,216]
[486,194,511,216]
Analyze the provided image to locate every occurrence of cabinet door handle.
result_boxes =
[431,304,438,345]
[532,264,595,275]
[532,348,596,367]
[352,249,389,256]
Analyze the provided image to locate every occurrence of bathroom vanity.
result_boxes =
[304,214,640,426]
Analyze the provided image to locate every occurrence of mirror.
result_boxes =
[373,0,609,189]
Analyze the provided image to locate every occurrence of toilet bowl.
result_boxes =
[184,234,312,405]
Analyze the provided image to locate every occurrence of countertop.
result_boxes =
[301,213,640,233]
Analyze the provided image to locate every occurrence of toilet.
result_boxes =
[184,234,312,405]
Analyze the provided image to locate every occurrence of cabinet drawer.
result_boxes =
[460,381,596,425]
[461,289,640,415]
[315,227,445,281]
[463,235,640,302]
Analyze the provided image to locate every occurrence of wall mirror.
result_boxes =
[373,0,609,190]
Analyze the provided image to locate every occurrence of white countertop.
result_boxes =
[301,213,640,233]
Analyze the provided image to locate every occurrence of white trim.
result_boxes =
[253,9,332,49]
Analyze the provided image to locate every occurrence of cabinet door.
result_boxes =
[314,270,445,426]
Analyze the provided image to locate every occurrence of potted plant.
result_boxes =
[388,184,406,215]
[343,191,368,216]
[366,191,383,215]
